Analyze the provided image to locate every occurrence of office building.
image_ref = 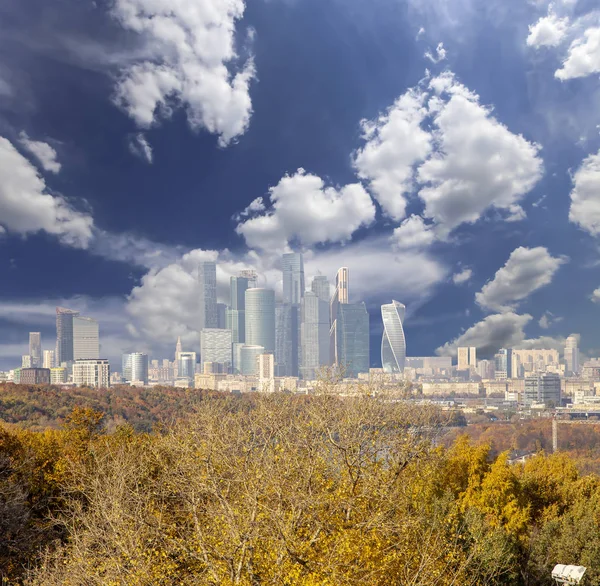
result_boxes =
[73,316,99,360]
[21,355,32,368]
[494,348,513,380]
[200,328,232,371]
[524,373,561,406]
[275,302,300,377]
[216,303,227,329]
[311,276,330,303]
[381,300,407,374]
[282,252,305,305]
[336,302,370,378]
[245,288,276,353]
[73,359,110,388]
[565,335,580,375]
[29,332,41,367]
[477,359,495,380]
[232,342,244,374]
[122,353,149,385]
[56,307,79,365]
[228,276,252,344]
[198,261,218,332]
[50,367,67,384]
[259,353,275,393]
[330,267,349,366]
[300,291,330,380]
[20,368,50,385]
[457,347,477,371]
[43,350,55,369]
[240,345,265,376]
[178,351,197,381]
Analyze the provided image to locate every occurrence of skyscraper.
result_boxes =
[198,261,218,331]
[73,316,99,360]
[122,353,149,385]
[381,300,406,374]
[43,350,55,369]
[240,345,265,375]
[178,352,197,380]
[245,288,276,353]
[275,303,300,377]
[56,307,79,365]
[282,252,305,305]
[494,348,513,380]
[300,291,330,379]
[565,335,580,375]
[337,302,370,378]
[216,303,227,329]
[29,332,41,367]
[330,267,349,366]
[200,328,232,371]
[311,276,330,303]
[228,276,252,344]
[457,347,477,370]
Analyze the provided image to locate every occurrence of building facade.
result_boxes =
[457,347,477,371]
[73,359,110,388]
[336,302,370,378]
[198,261,218,333]
[381,300,406,374]
[122,353,149,385]
[20,368,50,385]
[178,351,197,381]
[56,307,79,365]
[43,350,55,369]
[300,291,330,380]
[494,348,513,379]
[73,316,99,360]
[245,288,276,353]
[29,332,41,367]
[240,345,265,376]
[311,276,330,303]
[329,267,349,366]
[200,328,232,371]
[524,373,561,406]
[565,335,580,375]
[282,252,305,305]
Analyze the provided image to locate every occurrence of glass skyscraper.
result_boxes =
[198,261,218,331]
[56,307,79,365]
[227,276,252,344]
[73,316,100,360]
[381,300,406,374]
[29,332,41,367]
[245,288,276,353]
[311,276,330,303]
[122,353,149,385]
[337,302,369,378]
[300,291,330,379]
[330,267,349,366]
[200,328,233,371]
[282,252,305,305]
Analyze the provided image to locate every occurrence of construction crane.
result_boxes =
[552,413,600,453]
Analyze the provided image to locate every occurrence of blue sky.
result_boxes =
[0,0,599,370]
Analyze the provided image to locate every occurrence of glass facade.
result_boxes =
[245,289,275,353]
[56,307,79,365]
[198,261,217,330]
[282,253,305,305]
[301,292,330,380]
[337,302,369,378]
[240,345,265,375]
[73,316,99,360]
[200,328,232,371]
[381,300,406,374]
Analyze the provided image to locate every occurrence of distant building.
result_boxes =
[405,357,453,371]
[282,252,305,305]
[421,381,484,397]
[178,352,197,381]
[477,359,495,379]
[50,367,67,384]
[245,289,275,353]
[336,302,370,378]
[564,335,580,375]
[300,291,330,380]
[227,276,252,344]
[275,303,300,377]
[72,359,110,388]
[122,353,149,385]
[29,332,41,367]
[216,303,227,329]
[198,261,218,334]
[21,355,32,368]
[512,349,560,376]
[381,301,406,374]
[240,345,265,376]
[73,316,99,360]
[20,368,50,385]
[200,328,232,372]
[457,347,476,371]
[232,342,244,374]
[329,267,349,367]
[56,307,79,365]
[258,353,275,393]
[524,373,561,407]
[311,276,330,303]
[494,348,513,379]
[43,350,55,369]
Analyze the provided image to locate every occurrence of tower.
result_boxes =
[337,302,370,378]
[198,261,218,331]
[282,253,305,305]
[565,335,580,375]
[245,288,276,353]
[73,316,99,360]
[329,267,349,366]
[55,307,79,366]
[381,301,406,374]
[29,332,41,367]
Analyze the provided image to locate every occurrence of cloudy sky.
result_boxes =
[1,0,599,370]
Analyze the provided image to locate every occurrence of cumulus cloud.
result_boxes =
[556,26,600,80]
[111,0,255,147]
[569,148,600,236]
[236,169,376,251]
[234,197,266,221]
[591,287,600,303]
[539,310,562,328]
[0,137,93,247]
[424,42,447,63]
[452,268,472,285]
[18,131,61,173]
[128,133,153,163]
[475,246,567,313]
[353,89,432,221]
[392,215,437,251]
[527,11,570,48]
[437,313,533,358]
[354,72,543,235]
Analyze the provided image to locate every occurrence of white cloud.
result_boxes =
[437,313,533,357]
[539,310,562,328]
[556,26,600,80]
[391,215,437,251]
[236,169,376,251]
[354,72,543,234]
[452,268,472,285]
[111,0,255,147]
[591,287,600,303]
[569,148,600,236]
[234,196,266,221]
[0,137,93,248]
[475,246,567,313]
[417,73,544,235]
[417,27,426,39]
[18,131,61,173]
[527,11,570,48]
[128,133,153,163]
[353,89,432,221]
[425,42,447,63]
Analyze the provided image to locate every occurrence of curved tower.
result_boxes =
[245,289,276,353]
[381,300,406,373]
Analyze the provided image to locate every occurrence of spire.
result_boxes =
[175,336,182,359]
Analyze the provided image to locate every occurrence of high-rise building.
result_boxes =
[29,332,41,367]
[565,335,580,375]
[178,352,197,381]
[175,336,182,359]
[216,303,227,329]
[198,261,218,332]
[240,345,265,376]
[122,353,149,385]
[524,373,561,406]
[381,300,406,374]
[232,342,245,374]
[73,359,110,388]
[228,276,252,344]
[494,348,513,380]
[258,353,275,393]
[73,316,99,360]
[239,269,258,288]
[275,303,300,377]
[330,267,349,366]
[457,347,477,370]
[21,355,32,368]
[300,291,330,380]
[311,276,330,303]
[245,289,276,353]
[336,302,370,378]
[43,350,55,369]
[56,307,79,365]
[477,359,495,379]
[200,328,232,371]
[282,253,305,305]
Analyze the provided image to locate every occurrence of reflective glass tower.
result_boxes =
[329,267,349,366]
[381,300,406,374]
[29,332,41,367]
[300,291,330,379]
[282,253,305,305]
[198,261,218,330]
[73,316,100,360]
[227,276,252,344]
[56,307,79,366]
[245,289,276,353]
[337,302,369,378]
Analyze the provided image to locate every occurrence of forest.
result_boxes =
[2,385,600,584]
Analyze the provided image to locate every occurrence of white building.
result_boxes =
[43,350,55,369]
[21,355,32,368]
[50,367,67,384]
[457,347,476,370]
[200,328,232,372]
[259,353,275,393]
[73,359,110,388]
[564,335,580,375]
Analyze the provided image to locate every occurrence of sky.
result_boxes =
[0,0,599,370]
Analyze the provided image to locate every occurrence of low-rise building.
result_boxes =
[50,367,68,384]
[524,373,561,407]
[20,368,51,385]
[421,381,484,397]
[72,359,110,388]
